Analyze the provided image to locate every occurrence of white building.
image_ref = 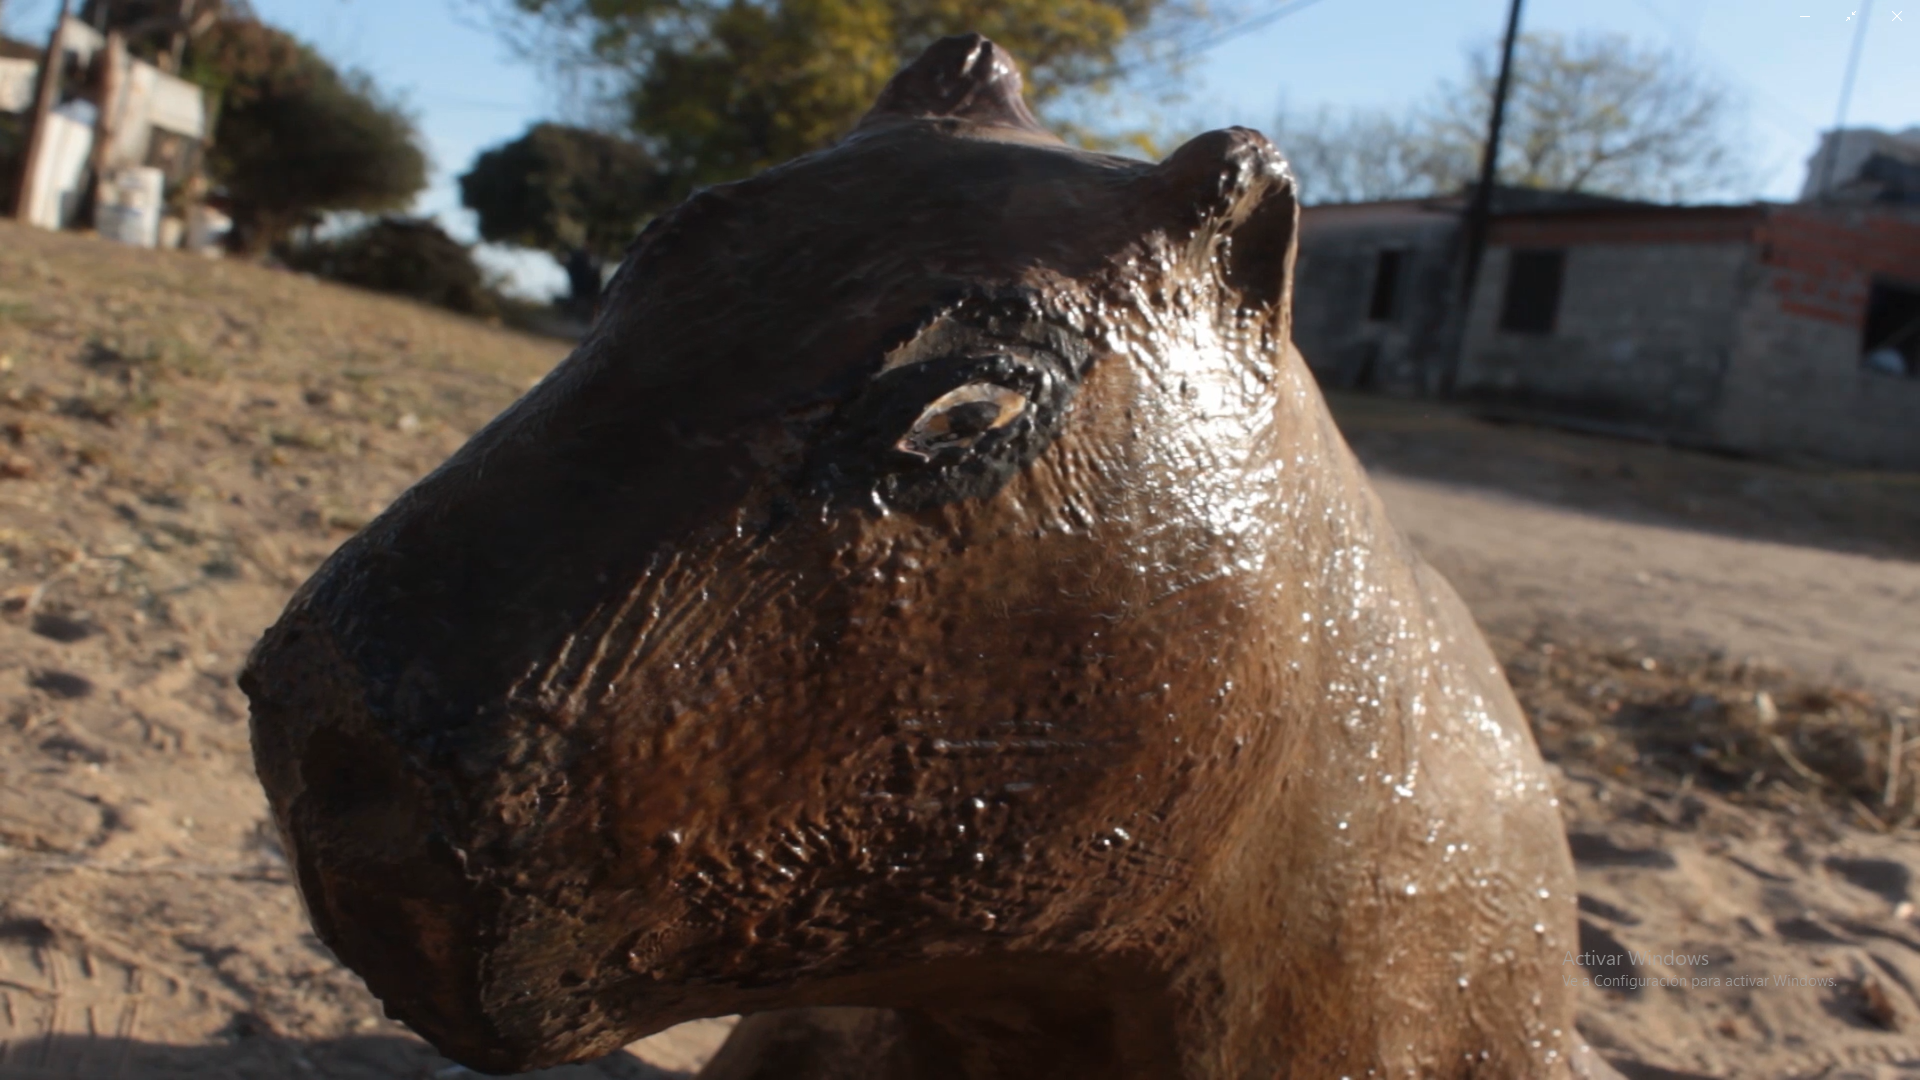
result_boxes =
[1800,127,1920,205]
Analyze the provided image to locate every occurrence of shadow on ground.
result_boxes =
[1324,392,1920,563]
[0,1034,690,1080]
[0,1033,1729,1080]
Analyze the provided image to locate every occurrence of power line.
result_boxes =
[1624,0,1825,138]
[1444,0,1525,401]
[1820,0,1873,192]
[1833,0,1875,130]
[1114,0,1338,78]
[1178,0,1340,58]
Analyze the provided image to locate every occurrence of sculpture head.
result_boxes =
[244,34,1310,1071]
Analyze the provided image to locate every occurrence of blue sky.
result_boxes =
[5,0,1914,299]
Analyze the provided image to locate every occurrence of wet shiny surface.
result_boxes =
[242,33,1591,1080]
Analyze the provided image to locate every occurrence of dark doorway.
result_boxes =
[1498,248,1566,334]
[1861,278,1920,377]
[1348,341,1381,389]
[1367,249,1405,322]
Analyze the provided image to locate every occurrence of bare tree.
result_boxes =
[1428,32,1750,202]
[1270,105,1443,205]
[1274,32,1753,206]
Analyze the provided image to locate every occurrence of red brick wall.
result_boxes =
[1758,209,1920,327]
[1471,203,1920,466]
[1713,207,1920,469]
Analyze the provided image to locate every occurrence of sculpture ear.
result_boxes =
[856,33,1055,138]
[1146,128,1299,327]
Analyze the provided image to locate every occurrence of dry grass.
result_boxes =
[1493,628,1920,831]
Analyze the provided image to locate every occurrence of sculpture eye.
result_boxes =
[895,382,1029,459]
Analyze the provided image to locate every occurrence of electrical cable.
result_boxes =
[1112,0,1338,79]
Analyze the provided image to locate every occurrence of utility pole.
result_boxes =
[163,0,197,74]
[1819,1,1874,198]
[1440,0,1524,399]
[86,28,126,216]
[12,0,74,224]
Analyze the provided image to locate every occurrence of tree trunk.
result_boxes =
[225,205,295,257]
[562,247,604,318]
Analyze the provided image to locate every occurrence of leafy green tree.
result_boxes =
[186,19,428,253]
[285,217,500,317]
[459,123,662,314]
[1276,33,1751,206]
[490,0,1202,198]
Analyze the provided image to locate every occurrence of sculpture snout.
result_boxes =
[243,610,508,1064]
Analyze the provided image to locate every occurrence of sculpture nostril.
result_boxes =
[243,612,501,1057]
[286,723,496,1059]
[294,725,423,862]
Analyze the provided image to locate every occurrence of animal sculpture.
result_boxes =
[243,33,1606,1079]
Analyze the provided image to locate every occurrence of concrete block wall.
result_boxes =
[1293,204,1459,397]
[1298,200,1920,470]
[1456,239,1753,438]
[1714,208,1920,469]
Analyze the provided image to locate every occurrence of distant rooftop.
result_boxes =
[1305,184,1701,220]
[1800,127,1920,206]
[1477,185,1655,213]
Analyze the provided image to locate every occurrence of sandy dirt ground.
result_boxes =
[1379,473,1920,699]
[1,224,1918,1078]
[1333,394,1920,700]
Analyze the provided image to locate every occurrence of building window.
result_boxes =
[1498,248,1566,335]
[1861,279,1920,378]
[1367,249,1405,322]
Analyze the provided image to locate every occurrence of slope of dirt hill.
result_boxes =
[0,220,1917,1078]
[0,222,731,1077]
